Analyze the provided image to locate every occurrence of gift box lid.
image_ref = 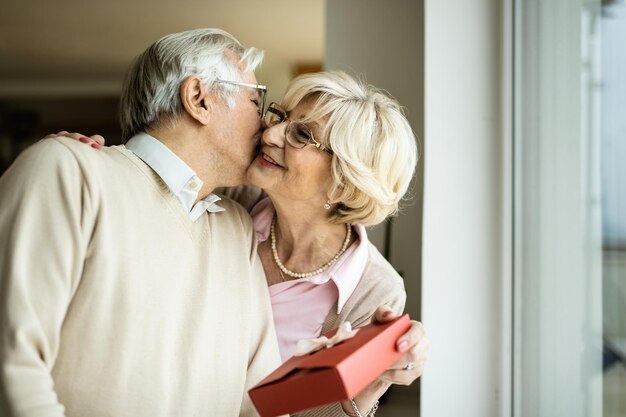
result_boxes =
[253,314,410,388]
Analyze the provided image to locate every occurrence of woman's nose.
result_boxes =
[261,122,287,148]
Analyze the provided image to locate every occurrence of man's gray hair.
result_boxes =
[119,28,264,141]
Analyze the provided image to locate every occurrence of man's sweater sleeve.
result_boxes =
[238,227,282,417]
[0,139,92,417]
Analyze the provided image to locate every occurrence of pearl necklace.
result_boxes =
[270,216,352,279]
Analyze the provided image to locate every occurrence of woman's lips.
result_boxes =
[257,153,283,168]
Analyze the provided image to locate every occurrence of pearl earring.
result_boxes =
[324,200,331,210]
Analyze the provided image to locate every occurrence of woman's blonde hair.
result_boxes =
[281,71,419,226]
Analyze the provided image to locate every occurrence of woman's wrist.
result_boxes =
[340,399,380,417]
[339,400,358,417]
[339,379,390,416]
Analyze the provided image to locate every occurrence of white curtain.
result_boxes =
[514,1,604,416]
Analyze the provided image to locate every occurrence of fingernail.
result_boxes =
[397,340,409,352]
[91,143,102,149]
[382,310,393,318]
[79,137,91,144]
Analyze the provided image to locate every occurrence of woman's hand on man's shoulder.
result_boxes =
[45,131,105,150]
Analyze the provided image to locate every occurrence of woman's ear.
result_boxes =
[180,76,211,125]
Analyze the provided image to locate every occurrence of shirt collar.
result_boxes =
[323,224,369,313]
[251,198,368,313]
[125,133,225,220]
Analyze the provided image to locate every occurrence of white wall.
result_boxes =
[421,1,505,416]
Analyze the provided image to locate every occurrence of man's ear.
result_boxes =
[180,76,212,125]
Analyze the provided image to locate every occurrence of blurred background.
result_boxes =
[0,0,327,160]
[1,1,625,417]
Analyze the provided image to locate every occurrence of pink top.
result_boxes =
[250,198,369,362]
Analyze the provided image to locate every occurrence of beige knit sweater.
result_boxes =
[0,138,281,417]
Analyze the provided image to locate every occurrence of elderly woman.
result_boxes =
[226,71,424,416]
[57,70,427,417]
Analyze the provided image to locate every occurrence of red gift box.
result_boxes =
[249,314,411,417]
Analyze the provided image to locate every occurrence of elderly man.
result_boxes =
[0,29,280,417]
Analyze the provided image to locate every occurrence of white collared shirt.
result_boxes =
[125,133,225,221]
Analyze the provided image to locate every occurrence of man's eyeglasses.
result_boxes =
[215,79,267,117]
[264,102,333,155]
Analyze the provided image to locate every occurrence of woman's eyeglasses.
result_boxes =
[264,102,333,155]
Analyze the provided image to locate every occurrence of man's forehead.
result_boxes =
[241,70,258,85]
[224,48,258,85]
